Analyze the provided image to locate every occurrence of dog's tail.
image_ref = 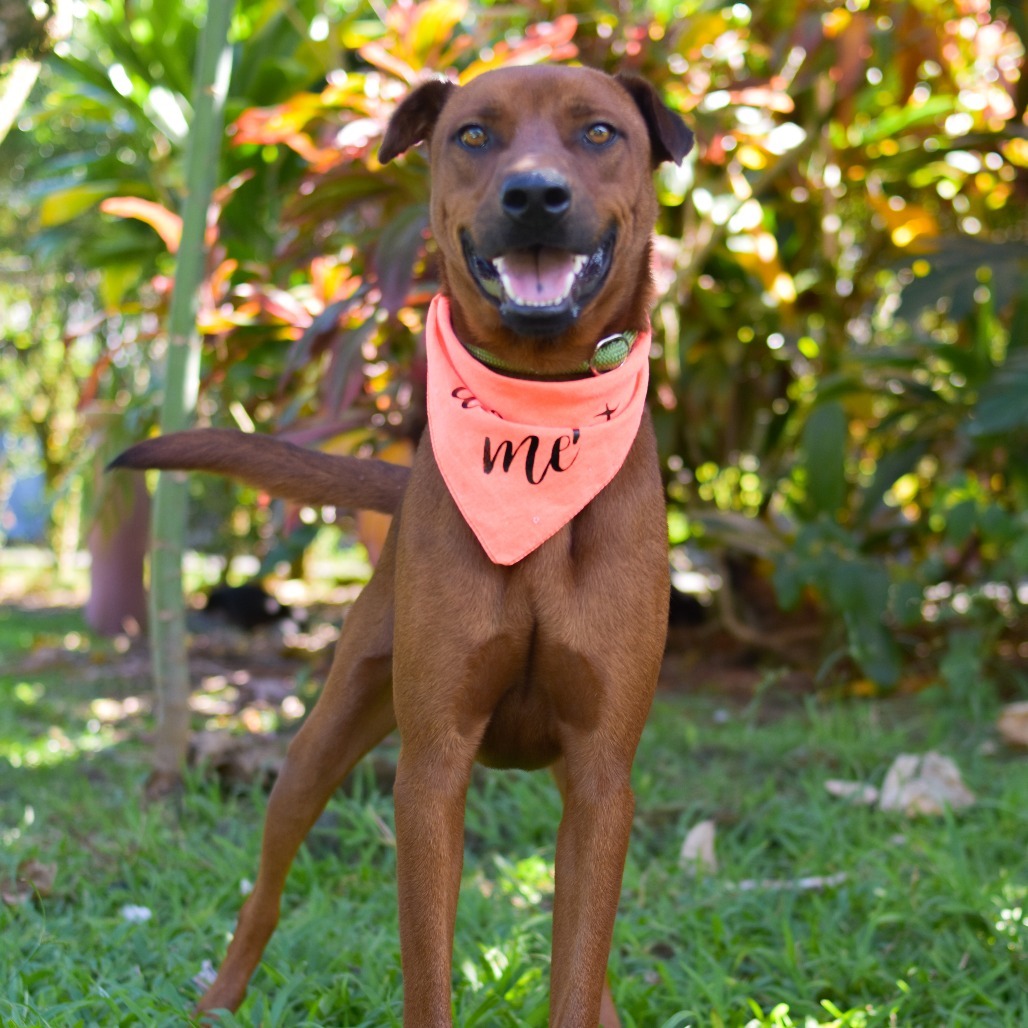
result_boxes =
[109,428,409,515]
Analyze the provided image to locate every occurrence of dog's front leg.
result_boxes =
[549,751,636,1028]
[392,731,479,1027]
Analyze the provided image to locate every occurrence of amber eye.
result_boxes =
[458,125,489,150]
[584,123,616,146]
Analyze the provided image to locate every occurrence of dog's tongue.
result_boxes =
[496,248,577,307]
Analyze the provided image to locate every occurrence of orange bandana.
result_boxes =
[426,295,651,565]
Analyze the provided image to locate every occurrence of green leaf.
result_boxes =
[99,263,143,309]
[1012,534,1028,574]
[38,182,116,226]
[944,499,977,546]
[689,509,783,559]
[847,95,954,145]
[968,350,1028,437]
[800,401,848,515]
[978,503,1016,545]
[857,441,927,523]
[895,239,1028,322]
[772,556,805,611]
[890,579,924,629]
[286,172,397,222]
[939,628,986,701]
[833,562,901,687]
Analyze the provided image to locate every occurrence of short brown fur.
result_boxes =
[114,65,692,1027]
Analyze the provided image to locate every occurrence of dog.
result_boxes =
[114,64,692,1027]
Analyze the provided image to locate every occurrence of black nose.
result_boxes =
[500,170,572,226]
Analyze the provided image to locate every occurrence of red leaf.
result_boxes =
[463,15,578,79]
[100,197,182,253]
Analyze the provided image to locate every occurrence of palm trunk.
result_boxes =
[146,0,236,799]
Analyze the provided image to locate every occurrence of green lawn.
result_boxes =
[2,601,1027,1026]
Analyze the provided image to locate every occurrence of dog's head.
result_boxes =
[380,66,692,368]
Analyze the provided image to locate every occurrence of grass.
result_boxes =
[2,601,1028,1026]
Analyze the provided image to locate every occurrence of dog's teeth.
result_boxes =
[494,253,586,309]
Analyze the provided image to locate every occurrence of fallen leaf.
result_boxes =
[732,872,848,892]
[1,859,57,906]
[679,819,718,875]
[878,752,975,817]
[18,858,57,895]
[997,702,1028,747]
[0,879,31,906]
[824,778,879,805]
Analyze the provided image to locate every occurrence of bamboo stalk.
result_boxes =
[146,0,236,798]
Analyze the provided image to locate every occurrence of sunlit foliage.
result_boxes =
[1,0,1025,688]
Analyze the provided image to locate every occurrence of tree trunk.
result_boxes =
[85,474,150,635]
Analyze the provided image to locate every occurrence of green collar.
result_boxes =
[462,331,637,381]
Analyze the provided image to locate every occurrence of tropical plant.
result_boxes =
[4,0,1026,696]
[191,0,1026,690]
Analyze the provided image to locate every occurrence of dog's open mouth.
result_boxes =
[462,229,615,335]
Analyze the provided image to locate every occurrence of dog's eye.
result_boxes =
[458,125,489,150]
[584,123,616,147]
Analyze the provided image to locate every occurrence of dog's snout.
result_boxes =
[501,170,572,226]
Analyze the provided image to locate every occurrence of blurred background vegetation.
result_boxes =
[1,0,1026,696]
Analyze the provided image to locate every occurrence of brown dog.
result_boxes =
[114,65,692,1027]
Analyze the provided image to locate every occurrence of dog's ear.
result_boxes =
[615,74,694,166]
[379,79,457,163]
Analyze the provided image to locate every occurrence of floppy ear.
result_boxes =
[615,73,694,166]
[379,79,458,163]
